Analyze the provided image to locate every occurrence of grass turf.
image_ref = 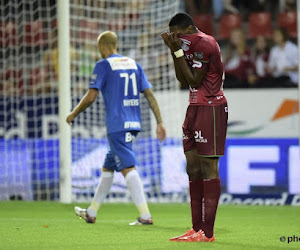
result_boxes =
[0,202,299,249]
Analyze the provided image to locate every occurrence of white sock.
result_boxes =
[125,170,151,220]
[87,171,114,217]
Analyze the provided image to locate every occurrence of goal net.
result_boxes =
[0,0,187,202]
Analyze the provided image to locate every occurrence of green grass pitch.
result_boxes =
[0,202,299,249]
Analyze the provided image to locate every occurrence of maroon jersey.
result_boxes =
[179,32,226,106]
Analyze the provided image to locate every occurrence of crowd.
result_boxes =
[180,0,298,89]
[0,0,298,97]
[222,27,298,88]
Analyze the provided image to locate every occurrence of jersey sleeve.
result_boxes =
[89,60,108,91]
[191,37,213,64]
[137,63,152,92]
[188,37,215,72]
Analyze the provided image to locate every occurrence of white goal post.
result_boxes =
[58,0,72,203]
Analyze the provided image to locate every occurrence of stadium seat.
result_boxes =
[193,14,214,36]
[248,12,272,39]
[218,13,242,40]
[0,22,18,47]
[277,11,297,38]
[24,21,47,46]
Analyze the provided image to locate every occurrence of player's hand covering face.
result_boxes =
[161,32,182,52]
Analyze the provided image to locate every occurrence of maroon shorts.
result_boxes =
[182,103,228,156]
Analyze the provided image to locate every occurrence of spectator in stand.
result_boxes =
[266,27,298,87]
[235,0,271,13]
[212,0,239,20]
[251,35,271,88]
[279,0,296,12]
[224,28,256,88]
[0,68,23,96]
[212,0,267,20]
[183,0,212,17]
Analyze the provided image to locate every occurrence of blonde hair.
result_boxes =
[97,31,118,51]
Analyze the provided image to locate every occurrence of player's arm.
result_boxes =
[143,88,166,141]
[161,32,207,88]
[173,54,207,88]
[66,88,98,124]
[171,53,189,87]
[161,32,188,85]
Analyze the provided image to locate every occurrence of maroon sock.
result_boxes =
[201,178,221,238]
[189,179,203,232]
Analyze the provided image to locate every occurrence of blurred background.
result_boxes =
[0,0,299,205]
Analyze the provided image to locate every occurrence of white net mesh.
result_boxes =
[0,0,184,202]
[70,0,181,202]
[0,0,59,200]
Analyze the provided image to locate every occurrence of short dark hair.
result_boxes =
[169,12,195,29]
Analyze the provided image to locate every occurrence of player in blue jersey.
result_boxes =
[66,31,166,225]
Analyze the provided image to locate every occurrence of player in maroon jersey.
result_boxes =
[161,12,228,242]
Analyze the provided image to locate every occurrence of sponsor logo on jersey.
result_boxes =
[194,130,207,143]
[107,57,137,71]
[193,52,204,59]
[123,99,139,106]
[124,121,141,129]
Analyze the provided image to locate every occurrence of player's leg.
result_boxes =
[194,103,227,239]
[177,104,227,242]
[198,156,221,239]
[186,150,204,232]
[121,166,152,225]
[183,106,205,233]
[170,151,204,241]
[170,106,204,240]
[176,156,219,243]
[108,131,152,225]
[87,167,114,218]
[75,151,116,223]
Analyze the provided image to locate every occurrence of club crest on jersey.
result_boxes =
[194,52,203,59]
